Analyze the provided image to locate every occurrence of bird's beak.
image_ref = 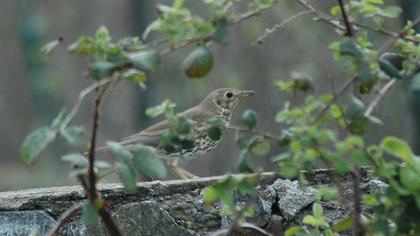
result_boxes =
[239,90,256,99]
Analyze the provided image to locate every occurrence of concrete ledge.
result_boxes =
[0,169,384,236]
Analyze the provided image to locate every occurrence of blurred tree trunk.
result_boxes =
[401,0,420,153]
[130,1,156,130]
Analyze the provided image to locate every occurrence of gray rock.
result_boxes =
[364,179,389,194]
[114,201,195,236]
[0,210,56,236]
[271,179,318,220]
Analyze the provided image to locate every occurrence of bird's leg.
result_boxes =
[167,159,198,179]
[178,167,198,179]
[168,159,189,179]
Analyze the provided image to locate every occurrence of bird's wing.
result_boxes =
[120,119,169,147]
[120,105,216,147]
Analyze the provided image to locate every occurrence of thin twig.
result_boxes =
[99,78,122,113]
[228,125,281,141]
[252,10,314,45]
[379,17,420,54]
[60,77,115,130]
[336,0,354,37]
[296,0,345,31]
[312,76,357,124]
[45,202,84,236]
[329,73,350,128]
[363,79,397,117]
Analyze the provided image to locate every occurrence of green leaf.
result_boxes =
[95,26,111,44]
[116,162,137,193]
[131,144,167,178]
[303,215,318,226]
[145,100,176,118]
[202,186,220,205]
[332,217,353,232]
[313,202,323,219]
[351,150,370,166]
[280,162,298,178]
[143,21,161,39]
[410,73,420,92]
[346,96,369,135]
[81,202,100,225]
[381,136,414,164]
[339,38,363,59]
[107,141,133,163]
[380,53,404,70]
[317,186,338,201]
[250,139,271,156]
[67,36,94,54]
[238,149,254,173]
[291,71,314,92]
[359,61,377,93]
[89,61,118,79]
[379,59,402,79]
[334,159,350,175]
[182,45,214,79]
[177,116,193,134]
[207,126,223,141]
[20,127,57,165]
[122,69,147,88]
[61,153,88,168]
[330,6,341,16]
[127,50,160,72]
[379,6,402,18]
[399,165,420,193]
[365,0,383,4]
[212,17,229,45]
[285,226,306,236]
[40,39,60,55]
[51,109,69,130]
[60,126,87,146]
[241,109,257,129]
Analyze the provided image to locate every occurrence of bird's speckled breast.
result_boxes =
[167,108,232,160]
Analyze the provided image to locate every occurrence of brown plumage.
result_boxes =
[100,88,255,179]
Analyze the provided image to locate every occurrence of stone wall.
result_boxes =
[0,169,387,236]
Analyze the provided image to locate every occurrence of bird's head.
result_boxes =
[207,88,255,110]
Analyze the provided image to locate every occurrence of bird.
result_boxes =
[100,88,255,179]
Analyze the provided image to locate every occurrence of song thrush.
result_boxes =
[101,88,255,179]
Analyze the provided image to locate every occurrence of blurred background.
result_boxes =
[0,0,418,191]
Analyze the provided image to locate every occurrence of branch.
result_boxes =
[363,79,397,118]
[160,1,279,56]
[351,167,365,236]
[87,87,101,199]
[228,125,281,141]
[252,10,314,45]
[336,0,354,37]
[296,0,420,43]
[85,86,123,236]
[46,202,84,236]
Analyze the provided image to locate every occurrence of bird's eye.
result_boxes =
[225,92,233,98]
